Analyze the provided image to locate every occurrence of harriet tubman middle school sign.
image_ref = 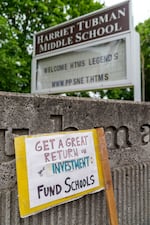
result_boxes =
[14,129,104,218]
[31,1,141,100]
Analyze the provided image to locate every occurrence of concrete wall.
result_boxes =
[0,92,150,225]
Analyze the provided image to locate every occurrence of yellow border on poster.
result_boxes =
[14,129,104,218]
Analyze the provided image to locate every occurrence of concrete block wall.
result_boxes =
[0,92,150,225]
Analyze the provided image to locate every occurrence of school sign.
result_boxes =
[31,1,141,100]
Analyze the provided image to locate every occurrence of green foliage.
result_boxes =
[136,18,150,101]
[100,88,134,100]
[64,87,134,100]
[0,0,103,93]
[64,0,104,19]
[65,91,91,98]
[0,16,28,91]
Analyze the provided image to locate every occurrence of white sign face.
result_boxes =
[35,39,126,93]
[25,131,101,208]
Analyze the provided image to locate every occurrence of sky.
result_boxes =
[102,0,150,26]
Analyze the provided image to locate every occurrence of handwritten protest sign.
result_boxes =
[14,129,104,218]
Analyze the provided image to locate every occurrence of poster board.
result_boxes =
[14,129,105,218]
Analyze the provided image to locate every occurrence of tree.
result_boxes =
[0,0,103,93]
[66,87,134,100]
[136,18,150,101]
[0,16,27,91]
